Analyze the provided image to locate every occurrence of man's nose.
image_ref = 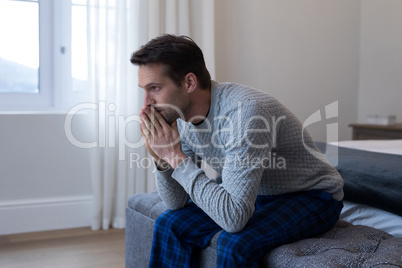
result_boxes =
[143,92,154,107]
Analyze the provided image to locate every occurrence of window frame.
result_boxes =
[0,0,90,112]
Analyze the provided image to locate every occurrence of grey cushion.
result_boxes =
[127,191,167,220]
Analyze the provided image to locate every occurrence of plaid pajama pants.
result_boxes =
[149,190,343,268]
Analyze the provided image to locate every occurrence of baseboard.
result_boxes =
[0,195,93,235]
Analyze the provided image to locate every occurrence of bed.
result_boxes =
[321,140,402,238]
[125,139,402,267]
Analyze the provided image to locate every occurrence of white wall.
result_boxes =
[358,0,402,123]
[0,114,93,235]
[215,0,361,142]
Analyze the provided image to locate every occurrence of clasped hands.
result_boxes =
[139,106,187,169]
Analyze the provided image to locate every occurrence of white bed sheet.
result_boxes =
[341,201,402,238]
[330,139,402,237]
[330,139,402,155]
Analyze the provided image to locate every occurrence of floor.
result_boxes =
[0,227,125,268]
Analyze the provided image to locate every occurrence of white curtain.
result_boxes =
[86,0,215,230]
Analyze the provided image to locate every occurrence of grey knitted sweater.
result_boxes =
[155,81,344,233]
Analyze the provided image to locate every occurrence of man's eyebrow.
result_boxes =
[138,82,162,89]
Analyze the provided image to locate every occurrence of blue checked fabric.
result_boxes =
[149,190,343,268]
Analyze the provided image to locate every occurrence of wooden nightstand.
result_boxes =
[349,124,402,140]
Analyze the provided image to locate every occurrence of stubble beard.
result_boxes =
[157,100,191,125]
[160,109,180,125]
[153,84,192,125]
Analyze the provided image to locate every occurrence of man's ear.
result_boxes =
[183,73,198,93]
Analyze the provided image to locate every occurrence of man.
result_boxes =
[131,34,343,267]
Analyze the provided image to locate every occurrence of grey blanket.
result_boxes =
[315,142,402,217]
[261,220,402,267]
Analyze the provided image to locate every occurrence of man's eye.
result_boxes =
[151,86,160,91]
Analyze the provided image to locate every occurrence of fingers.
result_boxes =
[149,106,169,128]
[140,109,162,145]
[139,121,149,139]
[140,120,156,146]
[140,122,162,161]
[140,112,157,142]
[140,120,153,144]
[140,107,162,135]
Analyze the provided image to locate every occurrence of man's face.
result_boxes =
[138,63,191,125]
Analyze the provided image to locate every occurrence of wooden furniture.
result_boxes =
[349,124,402,140]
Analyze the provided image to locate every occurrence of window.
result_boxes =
[0,0,90,111]
[71,0,89,93]
[0,0,39,94]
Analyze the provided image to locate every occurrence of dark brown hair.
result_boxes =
[130,34,211,90]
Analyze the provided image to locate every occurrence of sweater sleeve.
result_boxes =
[172,103,273,233]
[155,166,189,210]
